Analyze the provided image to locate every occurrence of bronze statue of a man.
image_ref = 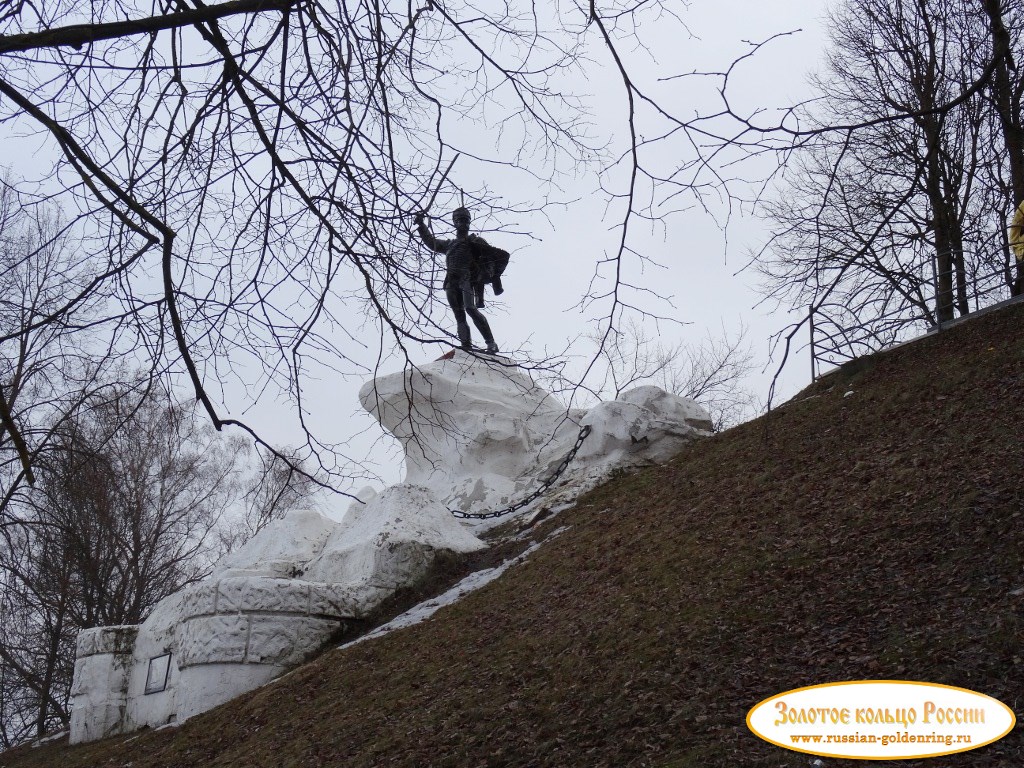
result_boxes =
[415,207,507,354]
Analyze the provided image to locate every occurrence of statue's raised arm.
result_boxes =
[414,212,449,254]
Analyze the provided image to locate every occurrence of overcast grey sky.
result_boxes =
[287,0,836,493]
[2,0,834,501]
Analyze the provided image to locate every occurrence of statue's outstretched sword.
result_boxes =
[422,154,459,218]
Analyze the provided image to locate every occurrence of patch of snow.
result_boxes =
[345,485,378,516]
[303,484,485,587]
[339,527,570,650]
[213,508,339,579]
[359,351,580,528]
[31,729,68,747]
[617,385,714,432]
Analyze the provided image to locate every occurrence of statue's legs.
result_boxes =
[447,283,497,353]
[462,288,497,352]
[465,303,494,347]
[446,285,473,350]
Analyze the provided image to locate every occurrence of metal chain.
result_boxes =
[450,424,592,520]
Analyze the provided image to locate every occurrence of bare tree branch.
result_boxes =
[0,0,298,55]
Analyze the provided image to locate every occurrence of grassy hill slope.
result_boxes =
[4,301,1024,768]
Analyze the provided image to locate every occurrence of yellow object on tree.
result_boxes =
[1010,201,1024,261]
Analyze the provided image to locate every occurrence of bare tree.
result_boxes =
[0,180,130,524]
[0,0,610,490]
[242,447,313,535]
[0,511,79,745]
[585,320,758,431]
[981,0,1024,294]
[0,385,245,745]
[756,0,1024,377]
[216,445,314,555]
[0,1,851,484]
[1,2,1016,477]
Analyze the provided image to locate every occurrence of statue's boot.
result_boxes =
[457,320,472,350]
[470,315,497,354]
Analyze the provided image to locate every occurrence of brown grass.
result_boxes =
[4,301,1024,768]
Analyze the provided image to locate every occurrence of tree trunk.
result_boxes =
[921,114,957,322]
[35,583,69,738]
[983,0,1024,295]
[948,202,970,315]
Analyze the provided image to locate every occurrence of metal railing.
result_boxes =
[808,259,1020,378]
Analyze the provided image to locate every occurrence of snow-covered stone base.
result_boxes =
[69,498,484,743]
[68,626,138,743]
[360,351,713,526]
[359,352,584,518]
[70,350,711,744]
